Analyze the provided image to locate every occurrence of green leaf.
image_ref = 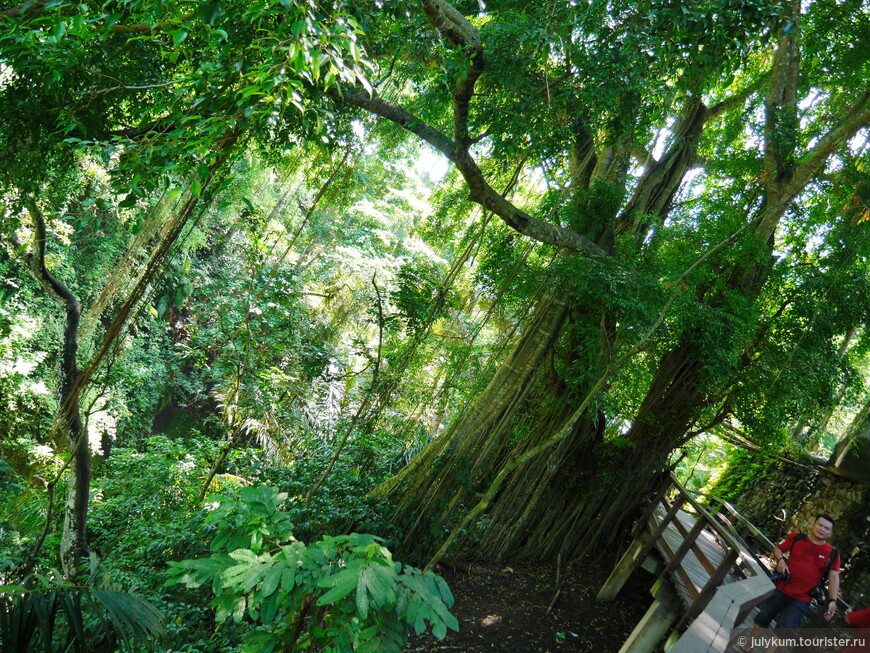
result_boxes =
[356,568,369,618]
[316,567,359,605]
[0,584,27,595]
[261,564,283,598]
[259,589,280,624]
[198,0,223,25]
[232,595,246,622]
[91,589,168,648]
[280,565,296,592]
[239,564,269,593]
[242,628,279,653]
[118,193,137,208]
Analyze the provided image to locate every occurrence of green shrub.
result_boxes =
[166,485,458,652]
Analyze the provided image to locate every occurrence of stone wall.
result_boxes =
[714,457,870,606]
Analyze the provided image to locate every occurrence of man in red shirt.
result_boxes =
[741,514,841,650]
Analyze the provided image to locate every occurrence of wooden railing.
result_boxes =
[689,491,777,556]
[666,475,774,652]
[599,473,776,653]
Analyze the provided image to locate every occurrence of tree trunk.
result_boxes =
[373,293,570,552]
[24,199,89,578]
[476,339,704,561]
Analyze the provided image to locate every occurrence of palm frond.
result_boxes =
[0,584,166,653]
[91,589,167,652]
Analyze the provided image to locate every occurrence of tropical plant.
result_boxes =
[0,568,166,653]
[166,485,457,653]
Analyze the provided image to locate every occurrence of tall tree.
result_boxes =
[329,0,870,562]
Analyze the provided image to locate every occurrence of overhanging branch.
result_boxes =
[330,85,606,258]
[788,90,870,195]
[707,72,769,120]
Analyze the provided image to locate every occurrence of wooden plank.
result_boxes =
[655,506,732,602]
[677,548,740,631]
[636,495,687,564]
[668,575,774,653]
[618,577,682,653]
[663,517,707,576]
[673,509,728,570]
[670,507,718,576]
[597,530,652,601]
[657,529,700,601]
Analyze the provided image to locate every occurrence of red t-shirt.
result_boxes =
[842,608,870,652]
[776,531,840,602]
[847,606,870,628]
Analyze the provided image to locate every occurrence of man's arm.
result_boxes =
[772,545,789,574]
[824,570,840,621]
[772,532,798,575]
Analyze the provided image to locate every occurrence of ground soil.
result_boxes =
[405,556,655,652]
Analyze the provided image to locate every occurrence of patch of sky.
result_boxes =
[414,146,450,185]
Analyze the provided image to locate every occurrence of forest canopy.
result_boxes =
[1,0,869,650]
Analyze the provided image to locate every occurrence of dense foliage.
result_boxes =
[1,0,869,649]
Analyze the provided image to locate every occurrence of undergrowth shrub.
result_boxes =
[166,485,458,653]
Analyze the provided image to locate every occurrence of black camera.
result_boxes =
[809,586,826,605]
[769,571,790,583]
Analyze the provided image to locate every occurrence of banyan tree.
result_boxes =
[329,0,870,563]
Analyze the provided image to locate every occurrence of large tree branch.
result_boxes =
[787,90,870,195]
[763,1,801,195]
[707,72,769,120]
[615,71,769,236]
[755,90,870,242]
[0,0,46,18]
[328,85,454,155]
[422,0,485,146]
[753,4,870,242]
[331,85,606,257]
[616,97,709,234]
[24,200,80,318]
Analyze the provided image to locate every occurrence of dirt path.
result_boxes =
[406,557,653,652]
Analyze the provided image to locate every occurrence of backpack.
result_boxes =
[793,532,839,605]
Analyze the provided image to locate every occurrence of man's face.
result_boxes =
[812,517,834,541]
